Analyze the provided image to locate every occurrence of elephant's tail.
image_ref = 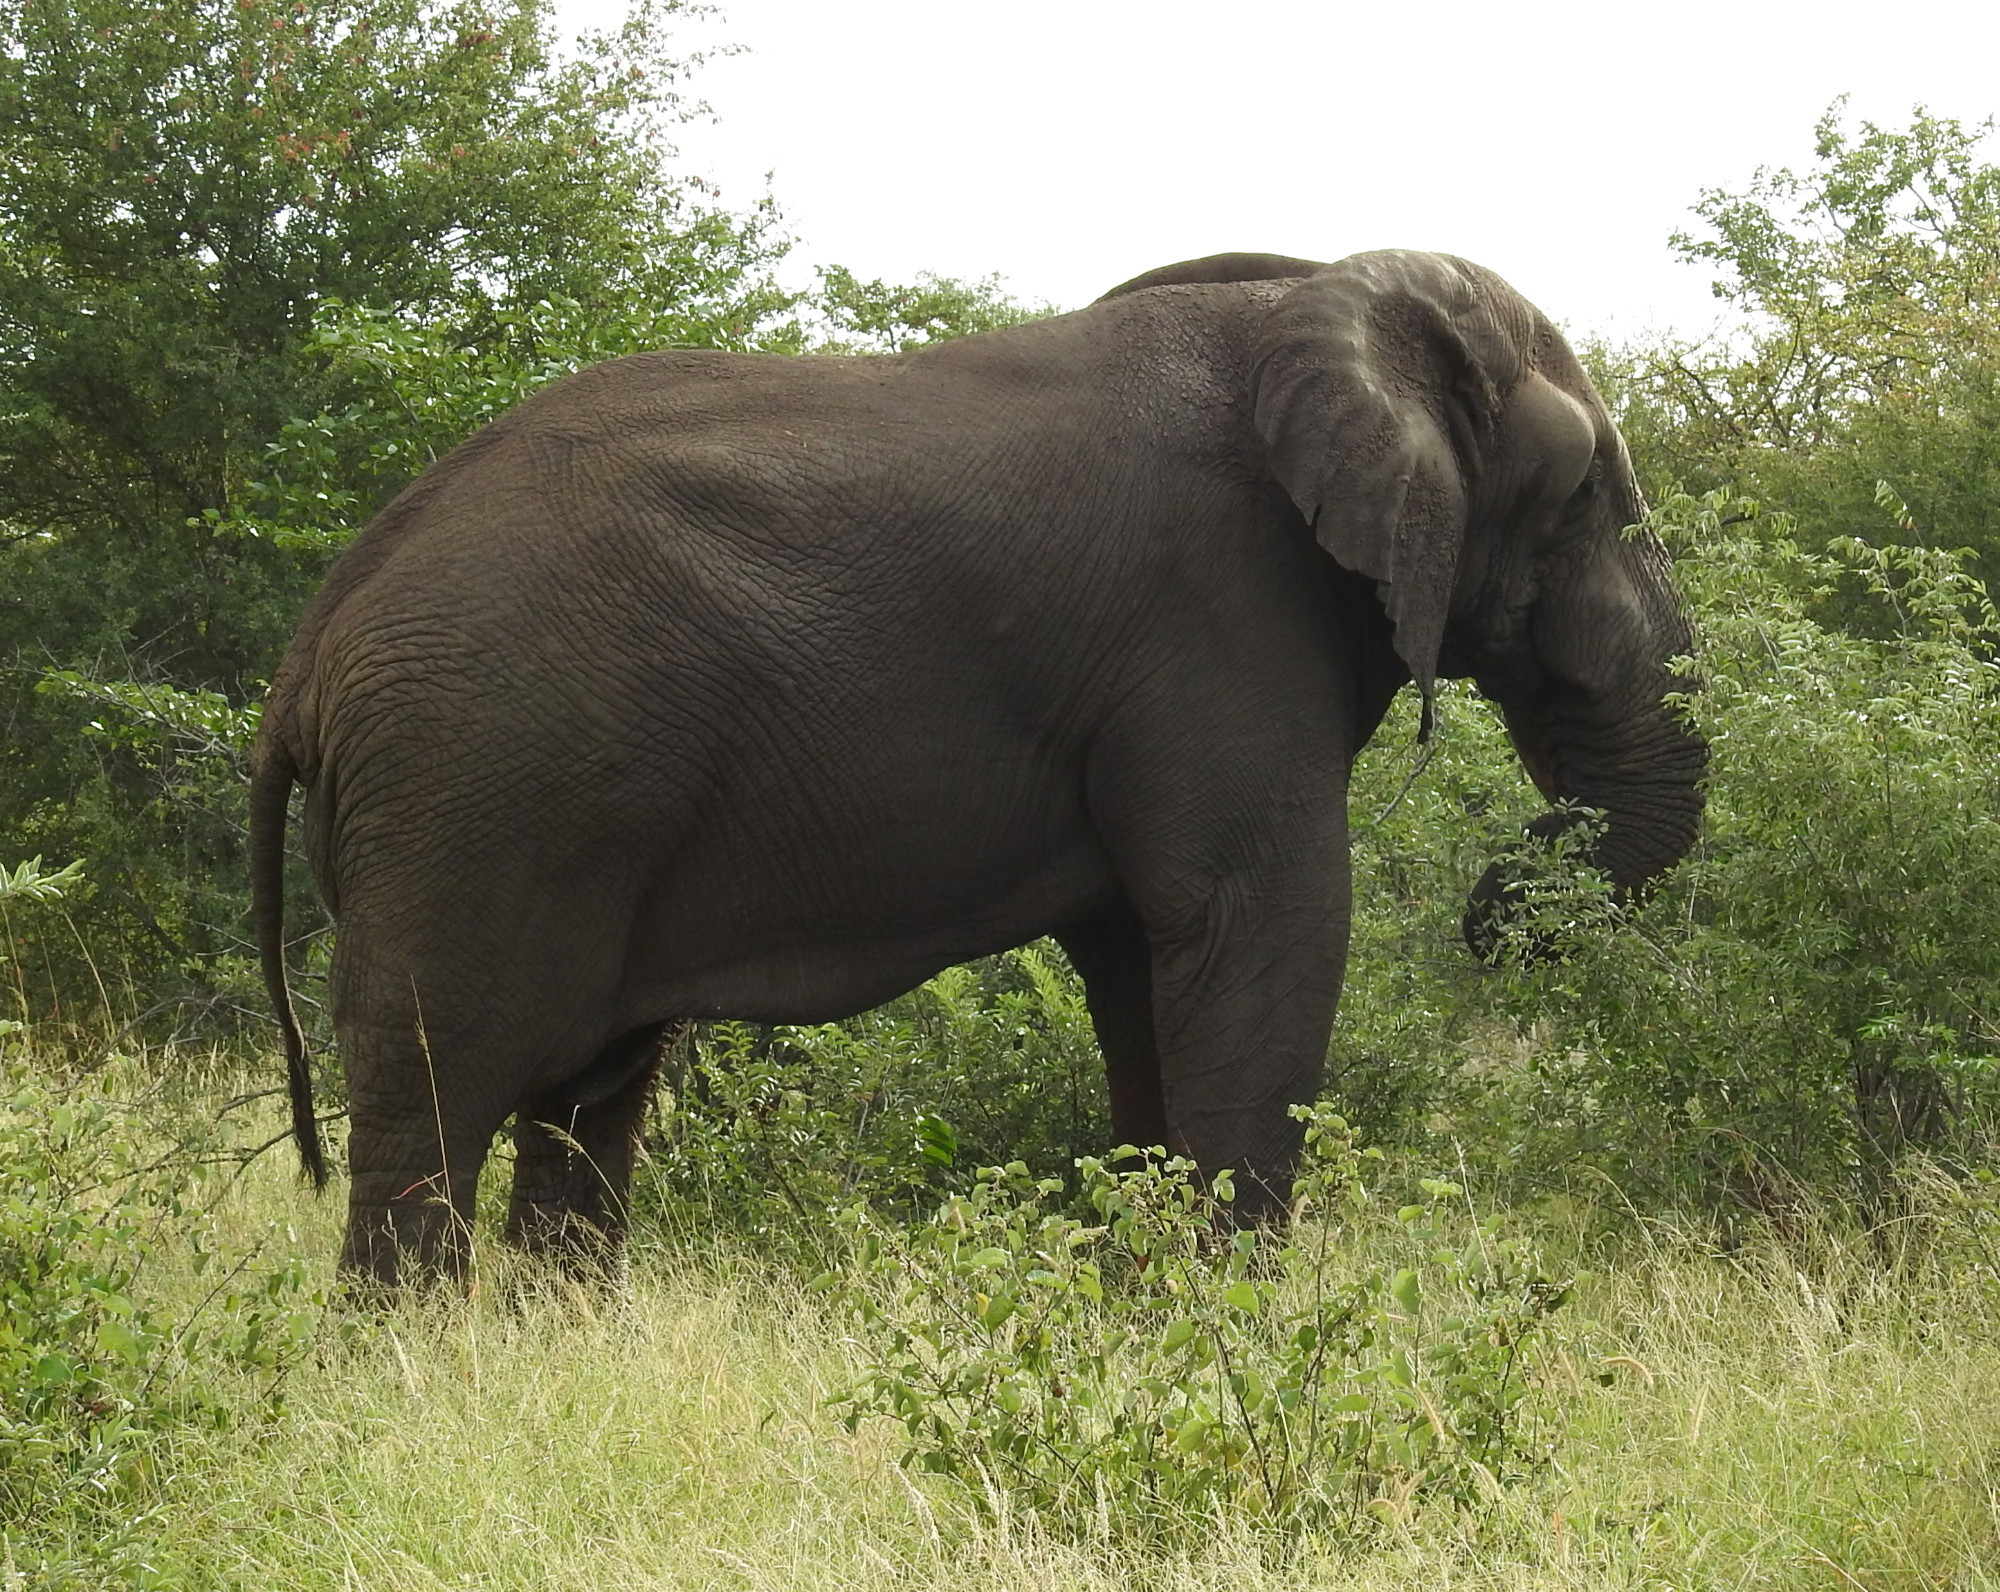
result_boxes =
[251,742,328,1189]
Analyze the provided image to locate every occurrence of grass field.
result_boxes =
[9,1062,2000,1590]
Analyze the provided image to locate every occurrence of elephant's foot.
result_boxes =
[503,1198,631,1288]
[503,1061,657,1287]
[339,1168,482,1294]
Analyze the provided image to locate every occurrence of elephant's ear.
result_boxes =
[1251,251,1523,735]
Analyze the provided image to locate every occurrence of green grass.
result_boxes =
[9,1066,2000,1590]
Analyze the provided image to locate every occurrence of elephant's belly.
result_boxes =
[619,829,1119,1026]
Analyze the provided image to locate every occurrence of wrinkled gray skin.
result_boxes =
[253,249,1706,1287]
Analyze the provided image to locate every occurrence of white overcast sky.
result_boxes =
[557,0,1999,342]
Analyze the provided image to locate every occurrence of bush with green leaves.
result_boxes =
[635,945,1107,1247]
[1,854,92,1042]
[0,1057,320,1560]
[827,1104,1570,1540]
[1337,490,2000,1212]
[1521,491,2000,1198]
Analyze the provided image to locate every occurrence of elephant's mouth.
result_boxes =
[1508,729,1562,806]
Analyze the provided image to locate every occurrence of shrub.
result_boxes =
[635,945,1107,1248]
[1340,491,2000,1213]
[826,1105,1571,1541]
[0,1054,319,1567]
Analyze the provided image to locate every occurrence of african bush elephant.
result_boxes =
[253,249,1706,1286]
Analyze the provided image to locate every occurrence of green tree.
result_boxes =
[0,0,795,1024]
[0,0,1052,1033]
[1606,104,2000,575]
[809,264,1046,353]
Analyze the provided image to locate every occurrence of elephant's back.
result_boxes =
[289,285,1271,641]
[273,289,1278,796]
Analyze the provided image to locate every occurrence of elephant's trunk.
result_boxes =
[1527,699,1706,884]
[1465,701,1705,959]
[1465,536,1707,957]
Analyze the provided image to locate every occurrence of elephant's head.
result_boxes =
[1235,250,1705,950]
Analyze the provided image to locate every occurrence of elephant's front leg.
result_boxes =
[1120,788,1352,1221]
[1146,867,1349,1219]
[505,1047,665,1282]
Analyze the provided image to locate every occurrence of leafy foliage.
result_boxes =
[0,856,86,909]
[1534,495,2000,1198]
[0,0,795,1023]
[809,264,1047,352]
[828,1105,1570,1540]
[0,0,768,542]
[636,946,1107,1248]
[1606,104,2000,586]
[0,855,87,1042]
[1339,494,2000,1210]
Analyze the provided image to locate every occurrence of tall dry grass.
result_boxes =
[44,1116,1981,1591]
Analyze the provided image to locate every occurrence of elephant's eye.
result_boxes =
[1543,455,1607,547]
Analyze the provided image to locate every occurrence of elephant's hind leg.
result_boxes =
[338,1016,508,1292]
[1056,906,1168,1155]
[505,1024,672,1282]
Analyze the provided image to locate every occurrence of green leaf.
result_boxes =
[96,1318,145,1364]
[1220,1280,1261,1315]
[32,1353,75,1388]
